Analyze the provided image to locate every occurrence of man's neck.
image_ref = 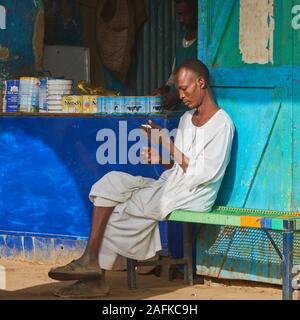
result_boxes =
[193,92,220,127]
[196,91,219,116]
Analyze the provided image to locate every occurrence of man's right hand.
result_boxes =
[141,146,161,164]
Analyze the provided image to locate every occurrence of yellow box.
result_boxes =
[61,95,83,113]
[82,95,97,113]
[240,216,261,228]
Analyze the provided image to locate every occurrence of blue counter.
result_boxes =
[0,112,181,261]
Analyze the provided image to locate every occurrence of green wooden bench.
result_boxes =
[127,206,300,300]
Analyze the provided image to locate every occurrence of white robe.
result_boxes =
[89,109,235,269]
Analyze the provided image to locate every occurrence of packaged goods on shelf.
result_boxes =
[3,80,19,112]
[82,95,97,113]
[61,95,83,113]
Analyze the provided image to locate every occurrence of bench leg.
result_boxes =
[282,229,293,300]
[183,222,193,285]
[127,258,137,289]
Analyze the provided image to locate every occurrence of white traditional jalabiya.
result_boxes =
[89,109,235,269]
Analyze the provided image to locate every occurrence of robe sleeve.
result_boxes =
[174,115,184,151]
[183,122,234,191]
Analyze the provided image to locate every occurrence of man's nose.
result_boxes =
[179,91,185,100]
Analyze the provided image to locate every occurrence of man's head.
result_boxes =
[174,59,210,109]
[175,0,197,31]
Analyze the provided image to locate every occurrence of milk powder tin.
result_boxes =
[19,77,39,95]
[112,97,124,113]
[62,95,83,113]
[4,80,19,95]
[149,96,163,113]
[19,94,39,113]
[3,99,18,112]
[82,95,97,113]
[96,96,104,113]
[19,77,39,112]
[47,79,73,85]
[19,104,39,112]
[103,97,115,113]
[19,95,39,106]
[135,97,147,113]
[5,104,18,112]
[3,80,19,113]
[39,78,48,112]
[124,97,137,113]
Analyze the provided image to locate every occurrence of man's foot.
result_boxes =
[53,278,110,299]
[48,259,102,281]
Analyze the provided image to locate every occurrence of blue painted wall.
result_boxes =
[0,0,43,82]
[0,114,181,260]
[195,0,298,285]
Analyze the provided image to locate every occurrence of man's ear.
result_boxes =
[196,77,206,89]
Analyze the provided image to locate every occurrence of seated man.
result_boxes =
[48,59,235,298]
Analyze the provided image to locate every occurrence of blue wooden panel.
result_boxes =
[0,115,180,257]
[196,0,296,284]
[214,87,290,209]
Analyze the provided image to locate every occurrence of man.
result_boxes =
[152,0,198,111]
[49,59,235,298]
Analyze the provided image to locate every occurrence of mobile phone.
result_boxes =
[140,124,152,129]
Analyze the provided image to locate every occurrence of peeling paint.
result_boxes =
[0,234,86,264]
[239,0,274,64]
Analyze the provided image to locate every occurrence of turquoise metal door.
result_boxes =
[196,0,297,284]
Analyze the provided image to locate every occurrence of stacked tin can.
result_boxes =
[96,96,104,113]
[122,96,163,114]
[3,80,19,112]
[47,79,73,112]
[96,96,163,114]
[39,78,54,113]
[97,96,123,114]
[148,96,163,113]
[18,77,39,112]
[124,96,146,113]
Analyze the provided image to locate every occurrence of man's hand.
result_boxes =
[140,120,186,171]
[139,119,161,138]
[141,146,160,164]
[140,120,169,147]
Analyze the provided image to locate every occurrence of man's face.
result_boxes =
[175,2,195,30]
[175,68,204,109]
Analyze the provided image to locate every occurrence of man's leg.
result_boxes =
[75,206,115,269]
[48,206,115,280]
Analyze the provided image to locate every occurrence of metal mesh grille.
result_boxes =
[198,225,300,282]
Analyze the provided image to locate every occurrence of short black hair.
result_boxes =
[175,59,210,86]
